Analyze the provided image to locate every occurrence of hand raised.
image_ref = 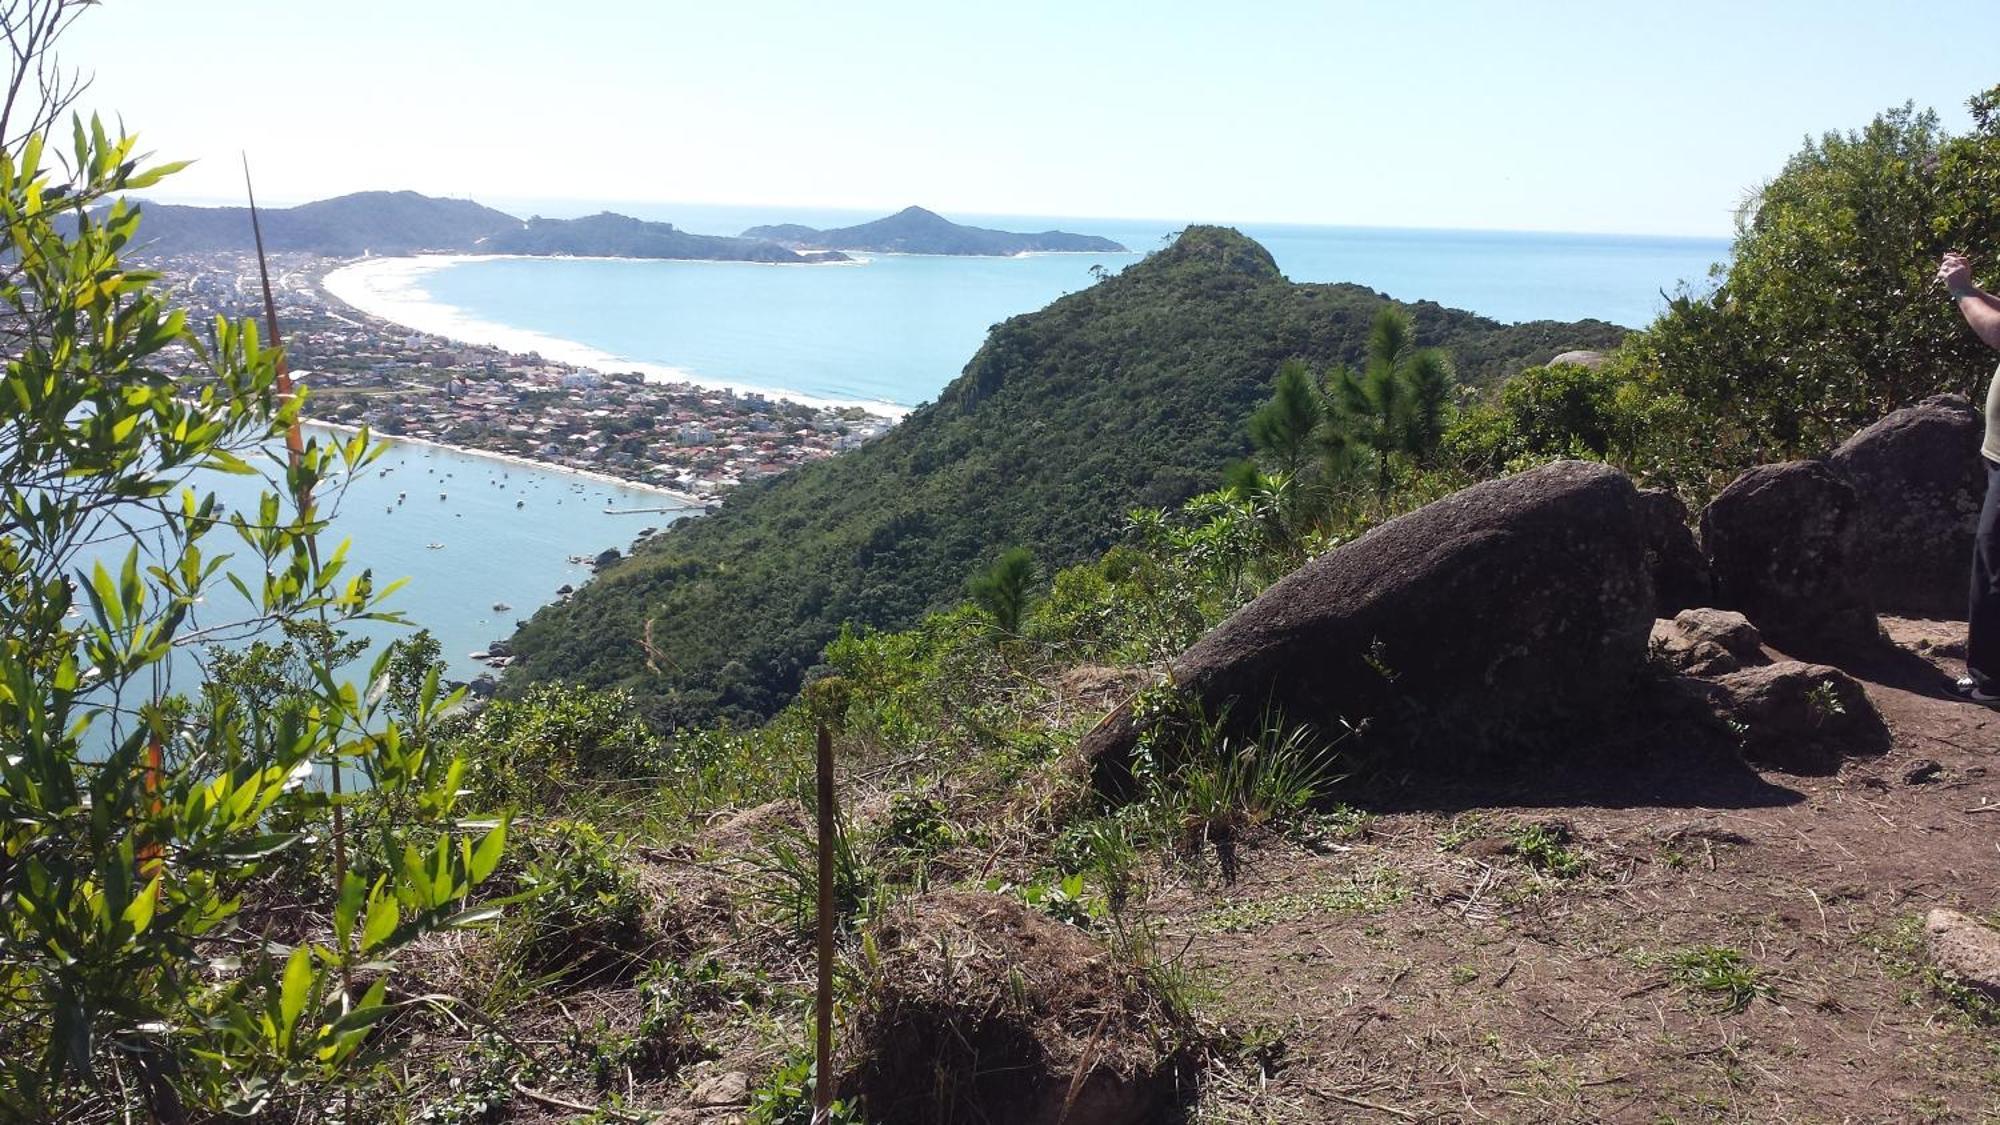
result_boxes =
[1939,252,1974,291]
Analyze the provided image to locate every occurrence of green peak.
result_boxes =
[1143,225,1282,280]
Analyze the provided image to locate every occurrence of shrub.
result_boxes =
[1632,89,2000,463]
[447,684,665,806]
[499,821,653,986]
[0,107,507,1118]
[967,546,1038,635]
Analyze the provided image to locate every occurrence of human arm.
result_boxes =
[1940,252,2000,350]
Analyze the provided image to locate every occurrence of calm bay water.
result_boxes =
[406,213,1730,410]
[152,437,693,685]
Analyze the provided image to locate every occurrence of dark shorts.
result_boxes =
[1972,457,2000,685]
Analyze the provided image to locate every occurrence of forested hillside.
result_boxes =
[125,190,836,262]
[481,212,839,262]
[505,226,1623,726]
[128,190,520,255]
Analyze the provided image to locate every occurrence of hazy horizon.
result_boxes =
[69,2,2000,240]
[133,191,1738,245]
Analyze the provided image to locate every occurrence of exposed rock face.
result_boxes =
[1651,609,1765,677]
[1637,488,1712,615]
[1549,349,1608,368]
[1652,621,1735,676]
[1830,394,1986,618]
[690,1070,749,1107]
[1673,608,1766,664]
[1926,909,2000,1000]
[1700,460,1881,657]
[1078,461,1654,797]
[1701,661,1889,773]
[1884,615,1969,661]
[836,891,1189,1125]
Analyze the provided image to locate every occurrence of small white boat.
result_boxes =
[426,542,444,550]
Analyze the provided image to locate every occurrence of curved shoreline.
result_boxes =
[320,254,912,420]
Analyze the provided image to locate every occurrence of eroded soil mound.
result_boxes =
[837,890,1193,1125]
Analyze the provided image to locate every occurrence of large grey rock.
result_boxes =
[1673,608,1765,664]
[1702,661,1889,773]
[836,891,1188,1125]
[1078,461,1654,796]
[1637,488,1712,615]
[1700,460,1881,657]
[691,1070,750,1107]
[1549,349,1608,368]
[1927,909,2000,1000]
[1651,608,1765,677]
[1831,394,1986,618]
[1651,620,1739,676]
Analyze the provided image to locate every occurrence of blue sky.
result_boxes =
[68,1,2000,236]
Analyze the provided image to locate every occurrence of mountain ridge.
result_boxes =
[123,190,845,263]
[742,205,1128,255]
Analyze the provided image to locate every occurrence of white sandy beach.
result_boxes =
[320,255,912,420]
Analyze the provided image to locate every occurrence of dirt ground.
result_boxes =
[400,616,2000,1124]
[1161,616,2000,1124]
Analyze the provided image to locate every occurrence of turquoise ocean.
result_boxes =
[406,206,1731,411]
[135,211,1733,694]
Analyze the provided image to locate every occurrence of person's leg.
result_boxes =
[1969,457,2000,690]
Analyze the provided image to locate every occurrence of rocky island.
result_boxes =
[742,204,1129,255]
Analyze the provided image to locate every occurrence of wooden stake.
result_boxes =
[814,721,836,1119]
[244,159,352,1119]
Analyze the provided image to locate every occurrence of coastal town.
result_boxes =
[145,250,898,501]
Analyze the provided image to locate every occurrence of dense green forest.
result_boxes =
[504,227,1623,726]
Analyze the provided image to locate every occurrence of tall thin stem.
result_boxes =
[245,157,354,1048]
[814,722,836,1119]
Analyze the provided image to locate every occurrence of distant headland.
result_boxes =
[119,190,844,263]
[122,192,1127,263]
[744,204,1129,255]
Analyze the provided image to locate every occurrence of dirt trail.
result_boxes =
[1166,617,2000,1124]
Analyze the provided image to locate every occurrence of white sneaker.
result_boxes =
[1956,676,2000,705]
